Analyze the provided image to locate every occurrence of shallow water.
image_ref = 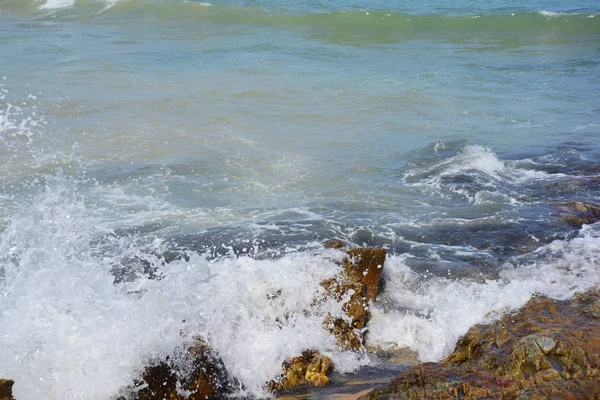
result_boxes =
[1,0,600,398]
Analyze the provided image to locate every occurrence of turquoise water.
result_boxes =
[1,1,600,398]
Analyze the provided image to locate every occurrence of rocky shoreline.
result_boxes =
[359,288,600,399]
[113,247,388,400]
[2,242,600,399]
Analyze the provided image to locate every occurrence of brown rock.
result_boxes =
[557,201,600,227]
[576,290,600,319]
[344,248,387,303]
[322,313,363,350]
[306,352,333,386]
[268,350,333,390]
[499,334,557,380]
[269,248,387,393]
[320,248,387,350]
[379,347,421,366]
[543,177,600,194]
[125,339,234,400]
[360,289,600,400]
[0,380,14,400]
[325,239,345,249]
[124,248,387,398]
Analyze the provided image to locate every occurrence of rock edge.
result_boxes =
[360,288,600,399]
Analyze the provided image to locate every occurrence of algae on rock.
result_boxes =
[268,350,333,390]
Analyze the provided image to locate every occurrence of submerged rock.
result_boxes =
[122,340,235,400]
[543,176,600,195]
[556,201,600,227]
[365,346,421,366]
[361,289,600,399]
[324,239,345,249]
[0,380,14,400]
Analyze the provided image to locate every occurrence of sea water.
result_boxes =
[1,0,599,398]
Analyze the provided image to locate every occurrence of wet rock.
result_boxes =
[325,239,345,249]
[365,345,421,366]
[306,352,333,386]
[320,248,387,350]
[123,248,386,398]
[0,380,14,400]
[557,201,600,227]
[268,350,333,390]
[322,313,363,351]
[344,248,387,303]
[360,289,600,399]
[576,290,600,319]
[499,334,557,380]
[542,175,600,194]
[124,339,235,400]
[270,248,387,393]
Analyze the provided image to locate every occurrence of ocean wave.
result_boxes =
[368,223,600,362]
[0,184,367,398]
[2,178,599,398]
[538,10,583,17]
[38,0,75,10]
[3,1,598,43]
[401,144,564,203]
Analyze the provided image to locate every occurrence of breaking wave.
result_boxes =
[2,1,598,45]
[1,178,599,399]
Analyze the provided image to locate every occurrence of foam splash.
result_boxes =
[38,0,122,10]
[0,84,51,228]
[0,183,369,399]
[403,144,563,203]
[0,82,50,172]
[1,173,599,400]
[39,0,75,10]
[538,10,573,17]
[2,175,599,399]
[0,88,43,144]
[368,223,600,362]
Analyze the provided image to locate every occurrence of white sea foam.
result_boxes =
[2,176,599,399]
[403,145,564,203]
[0,99,42,142]
[368,223,600,362]
[182,0,213,5]
[538,10,574,17]
[473,190,517,205]
[38,0,122,11]
[0,183,368,399]
[539,11,560,17]
[39,0,75,10]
